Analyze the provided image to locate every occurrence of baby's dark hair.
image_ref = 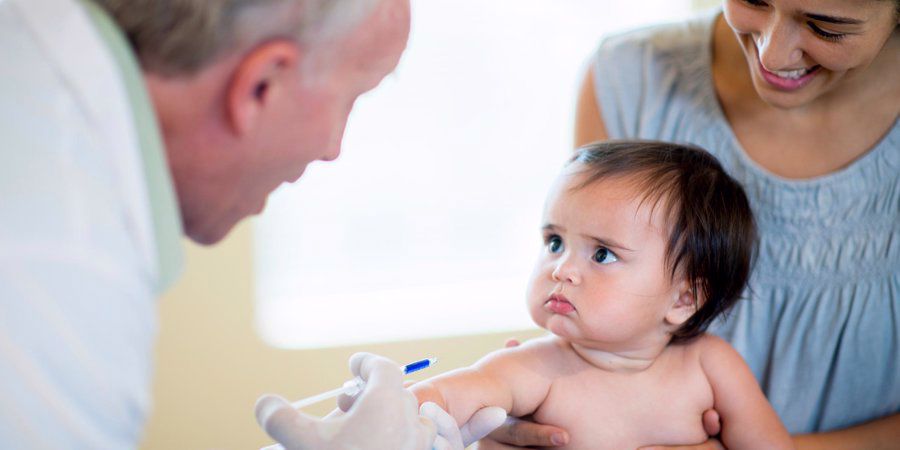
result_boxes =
[570,141,757,344]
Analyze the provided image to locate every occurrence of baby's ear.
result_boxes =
[665,280,699,326]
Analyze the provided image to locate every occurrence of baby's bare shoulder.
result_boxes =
[676,333,733,357]
[676,333,746,376]
[474,335,572,377]
[693,333,739,358]
[662,334,740,377]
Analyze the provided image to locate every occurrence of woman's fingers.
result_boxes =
[486,416,569,447]
[702,409,721,437]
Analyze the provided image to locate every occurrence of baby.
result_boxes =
[412,141,793,449]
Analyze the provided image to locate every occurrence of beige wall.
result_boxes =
[692,0,721,10]
[140,221,543,449]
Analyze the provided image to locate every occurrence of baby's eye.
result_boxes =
[546,235,563,253]
[593,247,618,264]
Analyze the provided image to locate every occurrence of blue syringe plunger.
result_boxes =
[404,357,437,374]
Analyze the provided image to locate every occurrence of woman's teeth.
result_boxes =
[771,67,813,79]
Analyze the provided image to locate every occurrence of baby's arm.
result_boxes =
[698,335,794,450]
[411,338,557,426]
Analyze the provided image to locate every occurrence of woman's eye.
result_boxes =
[547,236,563,253]
[593,247,618,264]
[808,22,845,42]
[740,0,768,7]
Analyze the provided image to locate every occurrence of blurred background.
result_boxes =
[141,0,720,448]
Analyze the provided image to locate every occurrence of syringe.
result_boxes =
[260,358,437,450]
[290,357,437,409]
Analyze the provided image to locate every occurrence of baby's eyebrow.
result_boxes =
[588,235,634,252]
[542,224,635,252]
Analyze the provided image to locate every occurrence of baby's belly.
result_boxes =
[531,379,709,449]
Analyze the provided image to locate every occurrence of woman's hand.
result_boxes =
[638,440,724,450]
[474,416,569,449]
[639,409,723,450]
[476,410,722,450]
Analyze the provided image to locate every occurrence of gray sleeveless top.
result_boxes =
[592,9,900,434]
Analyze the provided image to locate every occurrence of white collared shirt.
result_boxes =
[0,0,182,447]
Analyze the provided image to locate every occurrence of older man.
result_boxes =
[0,0,503,448]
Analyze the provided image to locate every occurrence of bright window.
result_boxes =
[254,0,696,349]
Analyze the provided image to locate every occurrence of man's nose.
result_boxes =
[320,136,343,162]
[320,117,348,162]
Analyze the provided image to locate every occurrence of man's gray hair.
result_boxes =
[90,0,381,76]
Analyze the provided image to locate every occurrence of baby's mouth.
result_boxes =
[545,294,576,314]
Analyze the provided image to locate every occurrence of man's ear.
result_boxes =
[665,280,699,327]
[226,40,301,135]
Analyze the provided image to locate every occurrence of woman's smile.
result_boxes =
[751,38,823,91]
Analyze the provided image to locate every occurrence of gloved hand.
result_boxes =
[335,361,507,450]
[420,402,507,450]
[255,353,436,450]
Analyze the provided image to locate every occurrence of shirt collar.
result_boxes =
[80,0,184,293]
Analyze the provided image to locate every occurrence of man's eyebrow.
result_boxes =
[806,13,864,25]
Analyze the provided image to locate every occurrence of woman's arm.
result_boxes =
[699,335,794,450]
[637,411,900,450]
[793,413,900,450]
[574,66,609,147]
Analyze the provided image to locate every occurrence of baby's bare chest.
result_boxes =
[532,359,712,449]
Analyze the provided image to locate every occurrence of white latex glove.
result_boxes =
[420,402,507,450]
[255,353,436,450]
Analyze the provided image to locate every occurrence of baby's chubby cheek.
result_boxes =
[529,301,575,338]
[542,315,565,336]
[527,300,547,328]
[526,284,573,335]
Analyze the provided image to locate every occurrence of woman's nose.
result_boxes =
[756,17,804,70]
[551,254,581,285]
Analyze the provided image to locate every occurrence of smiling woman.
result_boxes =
[721,0,899,111]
